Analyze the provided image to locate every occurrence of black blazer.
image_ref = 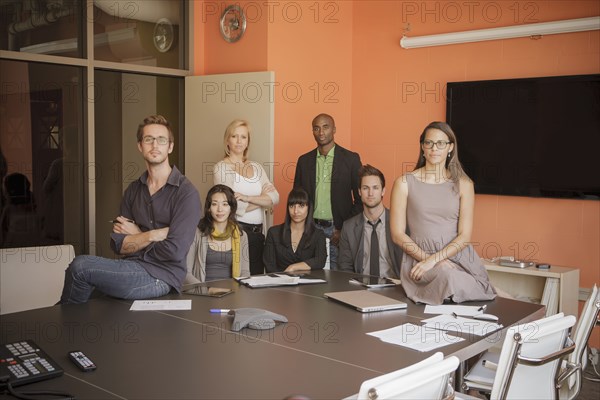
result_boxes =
[293,144,363,230]
[337,208,403,278]
[263,224,327,272]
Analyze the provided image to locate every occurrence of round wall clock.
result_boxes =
[220,5,246,43]
[154,18,174,53]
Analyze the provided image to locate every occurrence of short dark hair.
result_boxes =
[311,113,335,131]
[358,164,385,189]
[136,115,174,143]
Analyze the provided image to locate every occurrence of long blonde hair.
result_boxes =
[223,119,251,161]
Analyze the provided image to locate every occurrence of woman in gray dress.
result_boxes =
[390,122,496,304]
[186,185,250,283]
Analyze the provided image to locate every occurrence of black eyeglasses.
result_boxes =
[422,140,451,149]
[142,136,170,145]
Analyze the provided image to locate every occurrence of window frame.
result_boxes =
[0,0,194,253]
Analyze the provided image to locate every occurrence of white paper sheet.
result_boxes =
[421,314,503,336]
[424,304,487,317]
[235,274,326,287]
[367,323,465,352]
[130,300,192,311]
[298,277,327,284]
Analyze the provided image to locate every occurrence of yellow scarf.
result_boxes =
[211,223,241,278]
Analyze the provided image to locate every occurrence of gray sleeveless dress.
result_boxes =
[400,174,496,304]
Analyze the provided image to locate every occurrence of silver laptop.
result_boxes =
[324,290,407,313]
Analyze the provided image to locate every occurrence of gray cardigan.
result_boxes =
[185,227,250,283]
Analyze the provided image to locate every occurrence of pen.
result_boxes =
[210,309,231,314]
[478,305,487,312]
[110,218,135,224]
[451,312,458,319]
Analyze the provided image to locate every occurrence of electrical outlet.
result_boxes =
[589,347,599,366]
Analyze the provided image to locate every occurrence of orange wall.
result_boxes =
[194,1,268,75]
[195,0,599,345]
[267,1,354,223]
[351,1,599,289]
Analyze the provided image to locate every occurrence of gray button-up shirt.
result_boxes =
[110,166,201,292]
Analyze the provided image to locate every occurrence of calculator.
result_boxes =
[0,340,63,387]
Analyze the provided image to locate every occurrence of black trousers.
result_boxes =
[239,223,265,275]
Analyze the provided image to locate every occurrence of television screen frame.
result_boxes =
[446,74,600,201]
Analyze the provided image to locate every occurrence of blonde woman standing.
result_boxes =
[213,119,279,275]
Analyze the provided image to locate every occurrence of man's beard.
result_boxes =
[364,199,382,209]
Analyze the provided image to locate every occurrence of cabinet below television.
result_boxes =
[484,262,579,317]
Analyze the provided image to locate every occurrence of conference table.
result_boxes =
[0,269,545,399]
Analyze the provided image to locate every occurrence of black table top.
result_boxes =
[0,269,544,399]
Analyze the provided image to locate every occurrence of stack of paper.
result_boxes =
[130,300,192,311]
[421,314,503,336]
[367,323,465,352]
[463,351,500,389]
[236,274,326,288]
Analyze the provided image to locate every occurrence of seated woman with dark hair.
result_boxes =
[263,188,327,273]
[186,184,250,283]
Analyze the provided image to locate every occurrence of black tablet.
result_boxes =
[182,285,233,298]
[350,277,398,288]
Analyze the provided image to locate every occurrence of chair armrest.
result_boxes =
[518,340,575,367]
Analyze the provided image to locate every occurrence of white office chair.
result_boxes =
[351,352,459,399]
[461,313,576,400]
[462,312,566,392]
[557,284,600,400]
[0,245,75,314]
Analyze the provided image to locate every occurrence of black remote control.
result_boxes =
[68,351,96,372]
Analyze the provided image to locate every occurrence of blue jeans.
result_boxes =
[60,255,171,304]
[315,223,338,270]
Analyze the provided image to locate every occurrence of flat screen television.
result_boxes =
[446,74,600,200]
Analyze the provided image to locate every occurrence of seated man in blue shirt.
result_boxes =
[60,115,201,304]
[338,164,402,278]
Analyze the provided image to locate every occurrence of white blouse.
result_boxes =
[213,160,279,225]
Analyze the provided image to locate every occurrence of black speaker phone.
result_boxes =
[0,340,63,387]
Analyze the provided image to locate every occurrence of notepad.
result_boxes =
[235,274,326,288]
[367,323,464,352]
[324,290,407,313]
[421,314,503,336]
[130,300,191,311]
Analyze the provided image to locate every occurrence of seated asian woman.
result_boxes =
[185,184,250,283]
[263,188,327,273]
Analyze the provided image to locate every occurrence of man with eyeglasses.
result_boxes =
[294,113,363,269]
[60,115,201,304]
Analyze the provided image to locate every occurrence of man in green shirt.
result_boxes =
[294,113,363,269]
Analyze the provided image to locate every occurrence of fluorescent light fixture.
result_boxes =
[21,28,136,55]
[400,16,600,49]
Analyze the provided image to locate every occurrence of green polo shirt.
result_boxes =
[313,146,335,220]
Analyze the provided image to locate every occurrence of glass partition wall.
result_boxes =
[0,0,189,253]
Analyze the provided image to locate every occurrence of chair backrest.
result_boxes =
[357,352,459,399]
[564,284,600,396]
[0,245,74,314]
[491,313,576,400]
